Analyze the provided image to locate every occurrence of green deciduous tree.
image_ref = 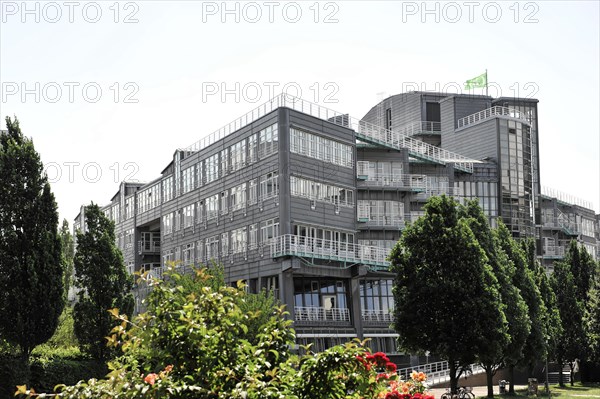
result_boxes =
[390,195,507,394]
[73,204,133,361]
[462,204,526,398]
[0,117,65,361]
[551,259,586,387]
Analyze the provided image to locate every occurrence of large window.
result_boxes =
[260,218,279,244]
[206,154,219,184]
[248,179,258,205]
[231,227,247,254]
[290,128,353,168]
[163,176,173,203]
[174,209,182,231]
[221,232,229,256]
[294,278,348,311]
[183,204,194,228]
[358,200,404,225]
[162,249,174,266]
[220,191,229,215]
[182,166,194,194]
[260,172,278,200]
[249,223,258,249]
[125,196,134,220]
[206,235,219,260]
[258,124,278,158]
[206,194,219,221]
[183,243,195,266]
[248,134,258,164]
[290,176,354,207]
[137,184,160,214]
[359,279,394,314]
[220,149,229,177]
[230,183,246,211]
[230,140,247,171]
[196,162,203,188]
[162,213,173,235]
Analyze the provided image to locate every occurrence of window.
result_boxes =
[360,279,394,315]
[137,185,159,214]
[125,196,134,219]
[248,179,258,205]
[206,235,219,260]
[221,232,229,256]
[290,176,354,207]
[220,149,229,177]
[231,140,247,171]
[197,200,204,224]
[231,227,247,254]
[220,191,229,215]
[265,275,279,298]
[260,218,279,244]
[196,239,204,262]
[174,209,183,231]
[125,229,134,248]
[162,249,174,267]
[162,214,173,235]
[162,176,174,203]
[231,183,247,211]
[174,246,181,263]
[290,128,353,168]
[260,172,278,200]
[206,194,219,221]
[183,243,195,266]
[196,162,203,187]
[182,166,194,194]
[206,154,219,184]
[248,134,258,163]
[259,124,278,158]
[358,200,404,226]
[183,204,194,228]
[249,223,258,249]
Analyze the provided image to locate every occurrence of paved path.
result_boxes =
[429,385,528,398]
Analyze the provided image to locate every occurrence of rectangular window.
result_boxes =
[162,176,174,203]
[174,209,182,231]
[125,229,134,248]
[220,191,229,215]
[260,172,279,200]
[206,194,219,221]
[162,249,174,267]
[231,140,247,171]
[248,134,258,164]
[162,214,173,235]
[258,124,278,158]
[221,232,229,256]
[248,179,258,205]
[206,154,219,184]
[249,223,258,249]
[183,243,195,266]
[182,166,194,194]
[231,183,247,211]
[196,162,203,188]
[206,235,219,260]
[231,227,247,254]
[196,239,204,262]
[290,128,353,168]
[260,218,279,244]
[125,196,134,219]
[197,200,204,224]
[220,149,229,177]
[183,204,194,228]
[290,176,354,207]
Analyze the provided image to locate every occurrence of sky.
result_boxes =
[1,0,599,223]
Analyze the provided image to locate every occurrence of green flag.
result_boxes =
[464,72,487,90]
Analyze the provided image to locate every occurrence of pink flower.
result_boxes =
[144,373,158,385]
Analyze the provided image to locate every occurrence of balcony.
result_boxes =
[398,121,441,137]
[542,245,566,259]
[457,106,531,129]
[361,309,394,323]
[294,306,350,323]
[414,186,462,201]
[356,172,427,193]
[358,215,407,230]
[541,216,581,236]
[138,239,160,255]
[270,234,390,270]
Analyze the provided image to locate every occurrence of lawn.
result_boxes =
[474,383,600,398]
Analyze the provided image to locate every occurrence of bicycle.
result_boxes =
[440,386,474,399]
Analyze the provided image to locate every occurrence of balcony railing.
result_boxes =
[414,186,462,200]
[138,240,160,254]
[398,121,441,137]
[457,106,531,129]
[361,309,394,323]
[270,234,390,269]
[543,245,566,258]
[360,215,406,229]
[356,173,427,191]
[295,306,350,322]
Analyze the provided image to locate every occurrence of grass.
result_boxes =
[474,383,600,398]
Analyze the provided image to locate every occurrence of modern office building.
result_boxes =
[74,92,599,354]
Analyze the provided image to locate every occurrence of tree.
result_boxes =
[586,277,600,364]
[73,204,133,361]
[59,219,75,301]
[390,195,507,395]
[522,239,563,385]
[462,204,526,398]
[495,223,543,394]
[0,117,65,361]
[550,259,586,386]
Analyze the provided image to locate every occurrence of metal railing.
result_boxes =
[138,240,160,254]
[357,174,428,190]
[270,234,390,268]
[457,106,531,129]
[543,245,566,258]
[361,309,394,323]
[294,306,351,322]
[361,215,407,229]
[181,94,475,173]
[541,186,595,210]
[398,121,441,136]
[414,186,462,200]
[541,213,581,235]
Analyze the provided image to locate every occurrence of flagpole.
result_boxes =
[485,69,488,96]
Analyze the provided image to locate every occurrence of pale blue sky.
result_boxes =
[1,0,599,221]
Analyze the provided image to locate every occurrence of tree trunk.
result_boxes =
[508,365,515,395]
[558,359,564,387]
[450,360,458,395]
[486,367,494,398]
[569,362,574,386]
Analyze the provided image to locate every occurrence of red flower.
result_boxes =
[144,373,158,385]
[413,393,423,399]
[385,392,402,399]
[386,361,397,372]
[376,372,391,381]
[372,351,390,365]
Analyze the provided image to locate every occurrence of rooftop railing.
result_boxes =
[541,186,595,210]
[457,106,531,129]
[182,94,476,173]
[398,121,441,136]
